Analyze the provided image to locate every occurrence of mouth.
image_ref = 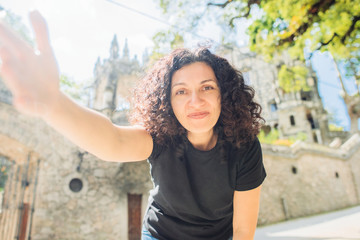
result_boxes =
[187,111,209,119]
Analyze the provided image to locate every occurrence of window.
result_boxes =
[290,115,296,126]
[270,103,278,112]
[300,91,312,101]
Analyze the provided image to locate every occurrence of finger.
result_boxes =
[29,10,51,54]
[0,59,40,116]
[0,50,22,95]
[0,66,22,98]
[0,21,32,56]
[0,43,16,63]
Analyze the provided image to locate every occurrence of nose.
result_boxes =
[189,91,204,107]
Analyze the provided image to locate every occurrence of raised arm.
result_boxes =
[0,10,153,162]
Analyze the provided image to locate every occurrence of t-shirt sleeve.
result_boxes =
[235,138,266,191]
[148,136,163,162]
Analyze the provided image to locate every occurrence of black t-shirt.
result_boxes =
[143,137,266,240]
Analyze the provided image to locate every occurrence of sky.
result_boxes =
[0,0,357,130]
[0,0,168,82]
[310,53,356,130]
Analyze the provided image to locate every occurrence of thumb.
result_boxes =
[29,10,51,54]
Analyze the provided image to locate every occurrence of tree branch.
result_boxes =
[207,0,233,8]
[279,0,336,45]
[229,0,258,25]
[208,0,260,12]
[229,10,251,27]
[309,15,359,58]
[333,58,349,97]
[341,15,360,44]
[308,34,337,59]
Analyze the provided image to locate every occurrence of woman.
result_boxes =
[132,48,266,240]
[0,11,266,240]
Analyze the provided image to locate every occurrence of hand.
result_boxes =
[0,10,60,118]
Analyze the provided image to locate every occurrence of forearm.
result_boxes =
[233,186,262,240]
[233,231,255,240]
[43,92,121,161]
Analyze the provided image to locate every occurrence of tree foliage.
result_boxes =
[60,74,90,105]
[150,30,184,62]
[258,128,308,145]
[156,0,359,60]
[278,65,309,93]
[247,0,360,61]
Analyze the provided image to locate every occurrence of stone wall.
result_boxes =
[0,102,152,240]
[259,136,360,225]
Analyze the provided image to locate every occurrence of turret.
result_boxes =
[110,35,119,59]
[122,38,129,60]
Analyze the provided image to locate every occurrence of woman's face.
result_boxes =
[170,62,221,135]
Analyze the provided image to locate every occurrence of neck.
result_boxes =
[187,130,217,151]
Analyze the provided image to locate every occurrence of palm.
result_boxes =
[0,10,60,117]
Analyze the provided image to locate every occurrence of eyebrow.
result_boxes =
[171,79,217,89]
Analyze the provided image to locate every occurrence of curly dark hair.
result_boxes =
[129,47,264,148]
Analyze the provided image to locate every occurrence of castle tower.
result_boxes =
[110,35,119,60]
[122,38,129,60]
[91,36,141,123]
[275,60,329,144]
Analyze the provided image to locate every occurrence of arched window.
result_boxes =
[290,115,296,126]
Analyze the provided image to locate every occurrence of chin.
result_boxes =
[184,124,216,135]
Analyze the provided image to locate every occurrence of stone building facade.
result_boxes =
[0,102,152,240]
[218,47,331,144]
[0,38,359,240]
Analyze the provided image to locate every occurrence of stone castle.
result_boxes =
[0,37,359,240]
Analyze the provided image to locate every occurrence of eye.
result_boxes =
[175,89,186,95]
[203,85,215,91]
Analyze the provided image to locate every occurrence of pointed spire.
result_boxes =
[93,56,101,76]
[122,38,129,59]
[96,56,101,65]
[110,34,119,59]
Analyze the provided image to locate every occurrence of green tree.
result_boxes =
[278,65,310,93]
[155,0,360,132]
[157,0,359,59]
[150,30,185,62]
[60,74,90,106]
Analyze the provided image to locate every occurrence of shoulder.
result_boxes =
[244,137,262,156]
[229,137,261,159]
[233,137,266,191]
[148,136,180,160]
